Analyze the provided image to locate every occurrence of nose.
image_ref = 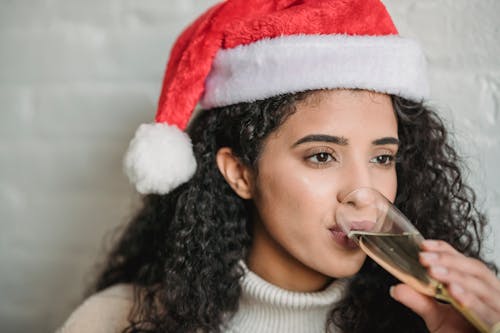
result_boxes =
[336,159,373,203]
[335,187,381,234]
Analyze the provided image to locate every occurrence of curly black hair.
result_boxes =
[90,90,496,333]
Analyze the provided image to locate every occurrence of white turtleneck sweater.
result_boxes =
[58,263,346,333]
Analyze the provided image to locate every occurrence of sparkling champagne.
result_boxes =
[348,231,439,296]
[348,230,490,332]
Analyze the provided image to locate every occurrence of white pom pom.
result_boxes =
[124,123,197,194]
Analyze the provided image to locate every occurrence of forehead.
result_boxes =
[274,89,397,140]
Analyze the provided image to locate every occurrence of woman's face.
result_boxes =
[248,89,398,291]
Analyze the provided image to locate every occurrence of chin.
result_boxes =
[320,253,366,278]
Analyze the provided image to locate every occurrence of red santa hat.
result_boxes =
[124,0,429,194]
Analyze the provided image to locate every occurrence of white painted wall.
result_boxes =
[0,0,498,331]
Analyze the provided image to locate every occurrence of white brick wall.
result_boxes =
[0,1,498,331]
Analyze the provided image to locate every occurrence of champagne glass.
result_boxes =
[335,187,491,333]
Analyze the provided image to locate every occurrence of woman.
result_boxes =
[58,0,500,332]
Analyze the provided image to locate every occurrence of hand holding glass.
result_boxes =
[335,187,490,333]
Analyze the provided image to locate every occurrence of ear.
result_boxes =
[216,147,254,199]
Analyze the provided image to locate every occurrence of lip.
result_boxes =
[348,220,376,232]
[329,226,358,249]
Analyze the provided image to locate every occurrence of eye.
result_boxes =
[307,152,335,164]
[370,154,395,166]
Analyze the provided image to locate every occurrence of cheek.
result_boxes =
[254,163,336,230]
[255,170,304,221]
[374,168,398,203]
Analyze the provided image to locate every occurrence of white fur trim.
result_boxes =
[200,34,429,108]
[124,123,197,194]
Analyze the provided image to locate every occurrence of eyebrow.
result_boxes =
[372,137,400,146]
[292,135,399,147]
[293,135,348,147]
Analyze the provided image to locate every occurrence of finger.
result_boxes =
[419,250,500,318]
[447,282,500,320]
[447,283,500,326]
[419,251,500,293]
[421,239,460,255]
[419,240,500,286]
[390,283,445,331]
[419,240,500,325]
[426,261,500,311]
[435,269,500,317]
[426,262,500,322]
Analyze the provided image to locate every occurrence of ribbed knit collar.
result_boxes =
[223,261,347,332]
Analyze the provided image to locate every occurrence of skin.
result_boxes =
[391,239,500,332]
[216,89,500,331]
[219,89,399,291]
